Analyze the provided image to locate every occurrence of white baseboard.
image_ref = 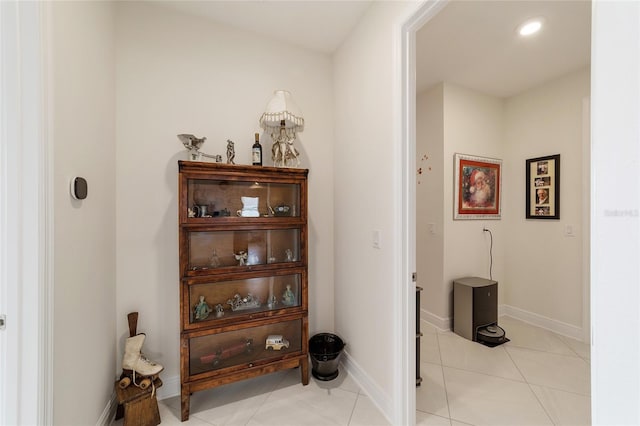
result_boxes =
[420,305,584,342]
[97,391,117,426]
[340,350,393,424]
[501,304,585,341]
[419,308,451,331]
[156,374,180,401]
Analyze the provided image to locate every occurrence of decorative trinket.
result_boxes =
[226,293,261,311]
[209,249,221,268]
[214,304,224,318]
[226,139,235,164]
[234,250,248,266]
[285,249,295,262]
[237,196,259,217]
[194,295,213,321]
[282,285,295,306]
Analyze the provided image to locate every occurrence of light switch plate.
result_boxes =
[372,230,381,249]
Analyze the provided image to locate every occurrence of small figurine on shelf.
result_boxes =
[227,293,261,311]
[194,296,213,321]
[226,139,235,164]
[214,304,224,318]
[267,294,278,309]
[274,204,291,217]
[209,249,221,268]
[282,285,295,306]
[234,250,248,266]
[285,249,295,262]
[177,134,223,162]
[188,208,196,218]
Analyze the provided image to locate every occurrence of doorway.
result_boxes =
[402,0,592,423]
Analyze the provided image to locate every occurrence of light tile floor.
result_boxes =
[142,316,591,425]
[416,316,590,426]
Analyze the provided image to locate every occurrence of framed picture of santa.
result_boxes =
[454,153,502,220]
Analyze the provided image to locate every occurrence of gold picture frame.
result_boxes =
[454,153,502,220]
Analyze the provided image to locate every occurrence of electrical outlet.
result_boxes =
[565,225,576,237]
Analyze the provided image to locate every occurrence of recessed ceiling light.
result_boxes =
[518,18,543,37]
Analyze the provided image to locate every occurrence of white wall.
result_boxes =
[417,82,505,326]
[416,70,588,335]
[115,2,335,394]
[51,2,116,424]
[333,1,420,420]
[416,84,445,324]
[34,0,640,423]
[503,68,590,331]
[442,83,506,320]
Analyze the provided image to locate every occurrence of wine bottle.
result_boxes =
[252,133,262,166]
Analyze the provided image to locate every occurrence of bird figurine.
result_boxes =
[177,134,223,162]
[177,134,206,151]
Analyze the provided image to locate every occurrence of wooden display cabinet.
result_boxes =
[178,161,309,421]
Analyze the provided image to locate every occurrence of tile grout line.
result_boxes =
[345,388,360,426]
[505,342,584,359]
[557,335,592,365]
[503,344,591,396]
[434,332,453,422]
[430,361,527,386]
[503,344,557,426]
[242,371,289,425]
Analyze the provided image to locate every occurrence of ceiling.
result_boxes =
[154,1,373,54]
[153,0,591,99]
[416,1,591,98]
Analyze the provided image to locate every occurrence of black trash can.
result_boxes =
[309,333,345,381]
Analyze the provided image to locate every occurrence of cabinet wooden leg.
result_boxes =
[301,357,309,385]
[181,386,190,421]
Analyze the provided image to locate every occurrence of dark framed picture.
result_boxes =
[526,154,560,219]
[454,153,502,220]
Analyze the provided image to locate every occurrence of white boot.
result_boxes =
[122,334,164,377]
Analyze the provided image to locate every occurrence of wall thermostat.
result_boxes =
[70,177,88,200]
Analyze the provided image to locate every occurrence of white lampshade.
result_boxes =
[259,90,305,132]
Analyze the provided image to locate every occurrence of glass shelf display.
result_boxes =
[188,273,302,325]
[186,179,300,219]
[178,162,309,421]
[188,318,302,376]
[187,228,301,272]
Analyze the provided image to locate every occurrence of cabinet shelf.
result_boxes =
[183,269,306,330]
[185,315,305,379]
[182,217,306,226]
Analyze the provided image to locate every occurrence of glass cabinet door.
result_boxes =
[187,318,303,377]
[186,179,300,219]
[188,273,302,325]
[187,228,301,273]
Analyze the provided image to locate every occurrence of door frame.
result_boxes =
[0,2,53,424]
[397,1,448,424]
